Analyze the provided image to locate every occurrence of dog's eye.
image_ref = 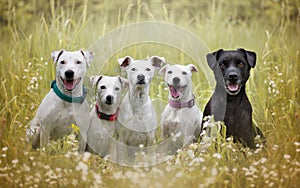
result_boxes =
[182,71,187,75]
[238,62,245,68]
[60,61,65,64]
[114,87,120,91]
[167,71,172,74]
[131,68,137,71]
[76,61,82,64]
[100,86,106,90]
[220,63,226,69]
[145,68,151,71]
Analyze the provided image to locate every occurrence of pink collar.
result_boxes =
[95,104,119,122]
[168,95,195,109]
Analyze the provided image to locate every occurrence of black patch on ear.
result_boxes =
[150,56,164,68]
[237,48,256,68]
[120,57,131,68]
[206,49,224,69]
[80,50,84,57]
[95,76,103,88]
[56,50,64,63]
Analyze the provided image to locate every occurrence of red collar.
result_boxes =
[95,104,119,122]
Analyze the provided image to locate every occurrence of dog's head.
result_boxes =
[206,48,256,95]
[51,49,93,92]
[159,64,197,99]
[118,56,165,89]
[90,75,128,107]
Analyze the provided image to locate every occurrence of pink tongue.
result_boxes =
[228,84,239,92]
[64,80,75,90]
[170,86,181,98]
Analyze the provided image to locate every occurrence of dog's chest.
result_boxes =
[162,105,201,128]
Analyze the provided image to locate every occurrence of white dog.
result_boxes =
[86,75,128,157]
[116,56,165,149]
[27,49,93,152]
[159,64,202,146]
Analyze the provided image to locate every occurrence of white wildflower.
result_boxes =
[294,142,300,146]
[211,167,218,176]
[212,153,222,159]
[82,152,91,162]
[175,171,183,178]
[93,173,102,184]
[12,159,19,164]
[187,149,195,159]
[76,161,88,181]
[260,157,267,164]
[283,154,291,160]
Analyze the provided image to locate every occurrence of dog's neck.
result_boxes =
[128,84,152,118]
[129,84,150,103]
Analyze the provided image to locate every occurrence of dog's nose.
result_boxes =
[173,77,180,84]
[106,95,114,104]
[65,70,74,78]
[137,74,145,82]
[228,73,238,80]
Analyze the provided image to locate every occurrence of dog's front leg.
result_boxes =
[78,134,87,153]
[40,127,50,148]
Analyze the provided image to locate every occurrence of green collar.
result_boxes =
[51,80,87,104]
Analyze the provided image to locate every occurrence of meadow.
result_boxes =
[0,0,299,187]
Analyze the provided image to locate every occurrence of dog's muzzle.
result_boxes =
[105,95,114,105]
[225,72,241,95]
[137,74,146,84]
[60,70,81,91]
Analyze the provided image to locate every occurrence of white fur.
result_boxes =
[27,49,93,152]
[116,56,165,148]
[86,75,128,157]
[159,64,202,144]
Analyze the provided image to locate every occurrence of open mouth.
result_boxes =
[168,84,186,98]
[226,83,240,94]
[60,77,81,91]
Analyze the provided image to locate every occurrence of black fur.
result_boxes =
[203,48,265,149]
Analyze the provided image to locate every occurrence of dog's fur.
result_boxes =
[86,75,128,157]
[27,49,93,152]
[159,64,202,145]
[203,48,264,149]
[116,56,165,148]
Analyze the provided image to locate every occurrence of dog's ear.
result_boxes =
[187,64,198,73]
[149,56,165,69]
[159,64,169,75]
[206,49,224,69]
[51,49,65,63]
[118,76,129,89]
[237,48,256,68]
[90,75,102,88]
[80,49,94,68]
[118,56,133,69]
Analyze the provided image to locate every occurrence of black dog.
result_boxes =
[203,48,264,149]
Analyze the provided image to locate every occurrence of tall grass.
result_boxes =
[0,0,299,187]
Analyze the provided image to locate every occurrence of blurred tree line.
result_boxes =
[0,0,299,32]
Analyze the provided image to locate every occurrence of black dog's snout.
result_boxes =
[228,72,238,81]
[106,95,114,104]
[173,77,180,84]
[65,70,74,78]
